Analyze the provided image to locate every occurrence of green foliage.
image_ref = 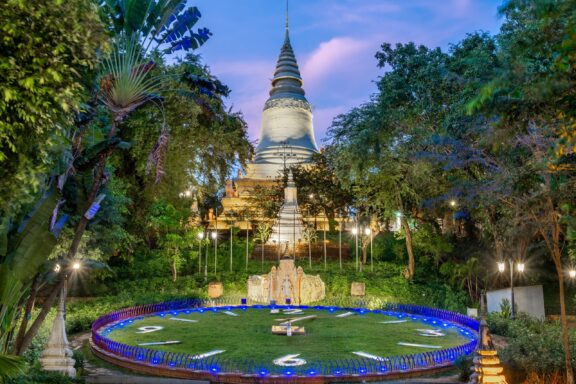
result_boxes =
[5,367,83,384]
[0,0,105,218]
[488,314,576,379]
[455,355,473,382]
[0,354,24,383]
[0,189,61,353]
[293,153,353,230]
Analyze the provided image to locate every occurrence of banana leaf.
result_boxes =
[7,198,58,283]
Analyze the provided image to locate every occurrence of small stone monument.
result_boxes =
[247,258,325,305]
[208,281,224,298]
[40,286,76,377]
[351,282,365,297]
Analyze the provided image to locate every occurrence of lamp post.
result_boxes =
[338,215,342,271]
[365,227,373,272]
[497,259,525,319]
[352,226,359,271]
[198,232,204,275]
[277,211,281,261]
[245,222,250,271]
[229,223,234,272]
[319,206,326,271]
[212,231,218,274]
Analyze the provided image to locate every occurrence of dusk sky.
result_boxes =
[191,0,504,147]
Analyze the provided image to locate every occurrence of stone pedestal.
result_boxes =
[40,285,76,377]
[208,281,224,298]
[351,282,365,297]
[247,258,325,305]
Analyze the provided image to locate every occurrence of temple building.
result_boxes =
[209,12,328,234]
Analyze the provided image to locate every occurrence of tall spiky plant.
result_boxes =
[16,0,214,355]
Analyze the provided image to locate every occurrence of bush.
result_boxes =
[455,355,473,381]
[488,314,576,381]
[6,367,84,384]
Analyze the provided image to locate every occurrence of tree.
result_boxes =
[0,0,105,219]
[14,0,223,355]
[466,2,576,381]
[146,200,187,281]
[302,225,317,268]
[254,222,272,271]
[293,152,353,231]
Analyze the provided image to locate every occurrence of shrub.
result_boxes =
[488,314,576,381]
[455,355,473,381]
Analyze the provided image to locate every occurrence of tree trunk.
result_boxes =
[401,217,415,279]
[13,275,40,353]
[16,278,64,355]
[171,260,177,282]
[17,125,116,355]
[555,258,573,384]
[549,203,573,384]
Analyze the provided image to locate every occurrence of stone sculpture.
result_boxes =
[247,258,325,305]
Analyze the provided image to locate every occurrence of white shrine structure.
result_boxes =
[267,170,305,256]
[209,9,330,235]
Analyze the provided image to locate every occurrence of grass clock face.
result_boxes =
[104,307,472,364]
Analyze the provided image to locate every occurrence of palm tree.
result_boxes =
[16,0,218,355]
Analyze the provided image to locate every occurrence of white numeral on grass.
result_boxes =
[136,326,163,334]
[273,354,307,366]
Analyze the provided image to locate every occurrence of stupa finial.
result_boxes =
[285,0,289,32]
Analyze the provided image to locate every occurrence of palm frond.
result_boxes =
[0,354,25,381]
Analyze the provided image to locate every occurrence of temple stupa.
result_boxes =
[244,12,318,179]
[211,8,325,232]
[267,170,305,255]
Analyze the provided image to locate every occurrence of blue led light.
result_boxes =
[359,368,367,374]
[307,369,316,376]
[259,369,268,376]
[284,370,293,376]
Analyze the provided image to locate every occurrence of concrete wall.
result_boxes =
[487,285,545,320]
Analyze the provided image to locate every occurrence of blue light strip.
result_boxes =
[92,298,479,379]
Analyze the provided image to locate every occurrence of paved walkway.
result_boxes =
[71,332,461,384]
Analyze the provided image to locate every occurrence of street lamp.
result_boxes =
[352,226,359,271]
[497,259,525,319]
[569,269,576,279]
[211,231,218,274]
[365,227,373,272]
[197,232,204,275]
[338,214,342,271]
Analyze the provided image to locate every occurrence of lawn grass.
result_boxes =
[105,307,472,363]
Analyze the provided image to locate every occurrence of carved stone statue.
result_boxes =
[281,277,292,300]
[225,179,236,198]
[247,258,324,305]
